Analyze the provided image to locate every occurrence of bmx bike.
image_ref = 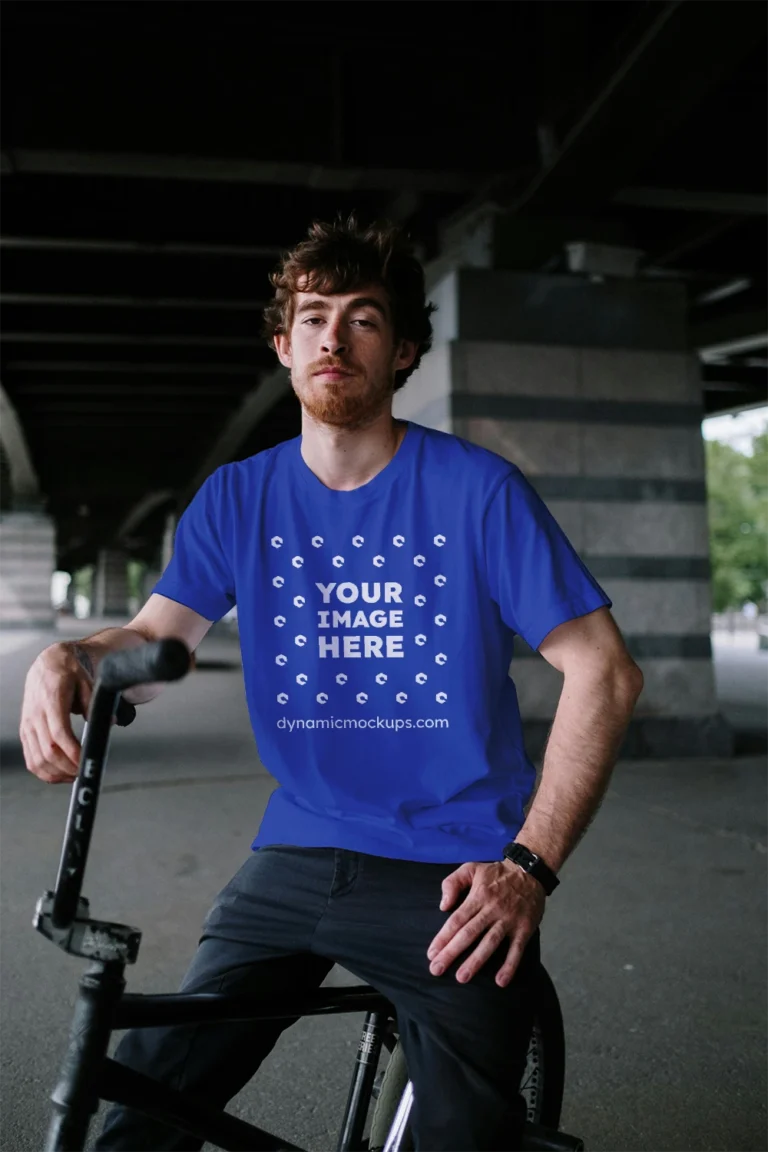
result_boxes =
[34,639,585,1151]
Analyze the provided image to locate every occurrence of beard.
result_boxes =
[292,358,395,429]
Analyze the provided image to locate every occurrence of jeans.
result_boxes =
[96,846,540,1151]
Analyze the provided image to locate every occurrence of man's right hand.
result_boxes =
[20,595,214,785]
[20,643,91,784]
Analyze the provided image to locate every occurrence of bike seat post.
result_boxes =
[336,1010,389,1152]
[45,959,126,1152]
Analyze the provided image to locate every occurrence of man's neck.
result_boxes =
[300,409,406,492]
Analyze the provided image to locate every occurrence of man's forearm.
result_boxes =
[67,627,146,671]
[62,625,159,704]
[514,665,643,873]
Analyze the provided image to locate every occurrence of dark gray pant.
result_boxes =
[96,846,540,1151]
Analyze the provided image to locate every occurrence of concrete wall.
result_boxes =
[395,269,729,758]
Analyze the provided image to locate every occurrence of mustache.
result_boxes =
[310,359,359,375]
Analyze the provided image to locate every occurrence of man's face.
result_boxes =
[274,285,416,428]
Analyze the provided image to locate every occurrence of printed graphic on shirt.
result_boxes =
[270,531,449,717]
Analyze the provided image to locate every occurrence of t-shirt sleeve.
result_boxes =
[152,470,236,622]
[484,469,612,651]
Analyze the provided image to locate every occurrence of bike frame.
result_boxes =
[34,643,583,1152]
[44,956,398,1151]
[35,645,402,1152]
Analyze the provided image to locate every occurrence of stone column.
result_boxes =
[0,511,56,628]
[394,267,730,758]
[161,512,177,570]
[142,568,161,605]
[92,548,129,618]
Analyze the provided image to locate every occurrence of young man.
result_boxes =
[21,217,643,1150]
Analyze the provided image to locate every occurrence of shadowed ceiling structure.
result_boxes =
[1,0,766,569]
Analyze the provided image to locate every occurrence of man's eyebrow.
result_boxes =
[348,296,388,318]
[295,296,388,319]
[295,298,329,315]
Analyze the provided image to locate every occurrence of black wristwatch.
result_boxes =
[502,842,560,896]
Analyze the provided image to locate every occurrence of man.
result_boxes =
[21,216,643,1150]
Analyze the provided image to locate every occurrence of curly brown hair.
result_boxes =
[262,214,437,392]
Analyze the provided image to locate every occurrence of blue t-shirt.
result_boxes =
[154,422,611,863]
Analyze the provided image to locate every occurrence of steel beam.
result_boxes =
[10,383,247,396]
[0,293,267,310]
[692,308,768,358]
[614,188,767,216]
[0,332,264,348]
[4,360,258,376]
[0,236,283,258]
[694,279,753,307]
[0,149,484,194]
[698,333,768,360]
[650,217,740,269]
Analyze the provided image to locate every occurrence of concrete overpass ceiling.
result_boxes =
[0,0,765,570]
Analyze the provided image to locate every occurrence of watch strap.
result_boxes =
[502,842,560,895]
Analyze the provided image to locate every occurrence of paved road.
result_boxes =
[1,624,765,1151]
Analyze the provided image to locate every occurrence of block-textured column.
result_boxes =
[161,512,177,570]
[92,548,129,618]
[0,511,56,628]
[395,269,730,758]
[142,568,161,605]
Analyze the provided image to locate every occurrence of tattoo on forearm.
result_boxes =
[72,643,94,679]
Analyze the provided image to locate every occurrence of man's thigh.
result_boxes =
[313,853,539,1149]
[95,847,339,1149]
[195,844,336,961]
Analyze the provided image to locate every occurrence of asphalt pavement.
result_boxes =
[1,622,765,1152]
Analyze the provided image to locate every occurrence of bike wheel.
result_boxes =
[368,964,566,1150]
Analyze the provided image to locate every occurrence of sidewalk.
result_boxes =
[1,623,765,1151]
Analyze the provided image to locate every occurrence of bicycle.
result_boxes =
[33,639,585,1151]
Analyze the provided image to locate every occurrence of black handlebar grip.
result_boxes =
[99,638,191,691]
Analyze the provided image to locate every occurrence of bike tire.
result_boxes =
[368,964,566,1150]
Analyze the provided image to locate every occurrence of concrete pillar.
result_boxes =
[92,548,129,618]
[161,512,176,571]
[0,511,56,628]
[143,564,163,603]
[395,267,730,758]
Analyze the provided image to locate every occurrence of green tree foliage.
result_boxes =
[705,432,768,611]
[749,431,768,506]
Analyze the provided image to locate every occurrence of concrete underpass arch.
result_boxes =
[116,489,175,542]
[0,381,40,506]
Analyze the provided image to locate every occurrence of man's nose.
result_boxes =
[321,324,348,356]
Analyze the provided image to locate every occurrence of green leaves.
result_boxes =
[705,432,768,612]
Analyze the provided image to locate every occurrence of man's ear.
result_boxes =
[274,332,292,369]
[395,339,418,374]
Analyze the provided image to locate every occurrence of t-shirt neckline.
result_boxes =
[291,421,418,506]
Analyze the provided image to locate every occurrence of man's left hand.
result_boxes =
[426,861,545,988]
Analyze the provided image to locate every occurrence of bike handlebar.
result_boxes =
[100,639,191,692]
[50,639,191,931]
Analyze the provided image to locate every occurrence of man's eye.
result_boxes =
[353,319,375,327]
[302,317,323,325]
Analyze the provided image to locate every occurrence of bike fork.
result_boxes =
[45,960,126,1152]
